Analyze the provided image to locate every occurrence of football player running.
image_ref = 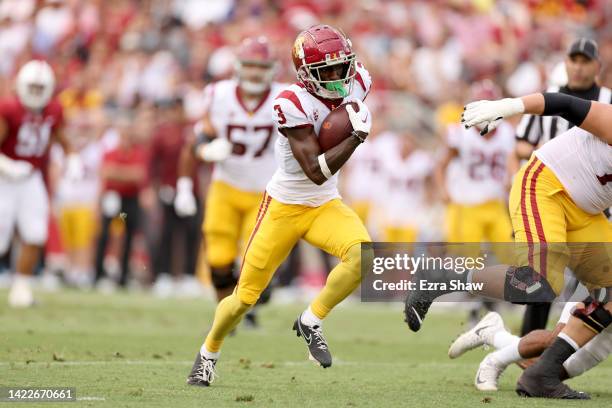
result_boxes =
[0,60,82,307]
[175,37,283,318]
[405,91,612,399]
[186,24,373,386]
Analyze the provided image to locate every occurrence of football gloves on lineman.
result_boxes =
[462,98,525,135]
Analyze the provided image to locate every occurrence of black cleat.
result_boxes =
[404,267,457,332]
[516,364,590,399]
[292,316,332,368]
[404,297,432,332]
[186,352,218,387]
[244,310,259,329]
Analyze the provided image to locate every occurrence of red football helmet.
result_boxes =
[235,36,276,94]
[292,24,356,99]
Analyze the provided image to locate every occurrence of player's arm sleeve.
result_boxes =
[274,91,311,131]
[515,114,541,146]
[201,83,215,114]
[192,84,217,148]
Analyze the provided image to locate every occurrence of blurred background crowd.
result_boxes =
[0,0,611,298]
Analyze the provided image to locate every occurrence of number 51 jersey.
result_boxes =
[0,96,64,172]
[204,80,286,192]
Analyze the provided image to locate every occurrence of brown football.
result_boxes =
[318,101,359,152]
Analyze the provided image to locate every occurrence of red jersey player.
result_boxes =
[0,60,82,307]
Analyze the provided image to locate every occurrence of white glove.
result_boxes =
[345,98,372,135]
[65,153,84,181]
[462,98,525,135]
[196,138,232,162]
[174,177,197,217]
[0,154,33,181]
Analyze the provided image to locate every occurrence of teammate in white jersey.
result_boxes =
[438,82,515,245]
[373,132,433,243]
[187,24,373,386]
[175,36,284,306]
[405,92,612,399]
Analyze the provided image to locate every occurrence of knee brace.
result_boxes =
[210,264,238,290]
[572,298,612,334]
[504,266,556,305]
[593,287,612,303]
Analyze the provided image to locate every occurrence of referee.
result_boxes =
[513,37,611,336]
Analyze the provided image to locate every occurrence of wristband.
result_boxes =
[351,131,366,143]
[317,154,332,179]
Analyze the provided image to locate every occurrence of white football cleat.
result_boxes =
[8,275,34,308]
[448,311,503,359]
[152,274,175,298]
[475,354,504,391]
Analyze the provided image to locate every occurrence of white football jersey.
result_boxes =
[535,126,612,214]
[51,141,104,205]
[266,63,372,206]
[343,138,381,203]
[374,142,433,228]
[446,122,515,205]
[205,79,286,192]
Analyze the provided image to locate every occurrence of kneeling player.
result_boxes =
[404,92,612,398]
[448,304,611,395]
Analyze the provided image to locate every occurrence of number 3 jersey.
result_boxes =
[0,96,64,171]
[204,80,286,192]
[445,122,515,205]
[266,63,372,207]
[535,126,612,215]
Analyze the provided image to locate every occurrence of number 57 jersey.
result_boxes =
[205,80,287,192]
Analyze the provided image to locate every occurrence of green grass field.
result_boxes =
[1,290,610,407]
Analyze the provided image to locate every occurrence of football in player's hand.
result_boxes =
[318,101,359,152]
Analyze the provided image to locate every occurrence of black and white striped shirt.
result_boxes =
[516,84,612,146]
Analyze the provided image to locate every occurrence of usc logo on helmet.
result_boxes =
[293,35,306,60]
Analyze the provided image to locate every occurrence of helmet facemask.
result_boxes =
[298,53,356,99]
[16,61,55,111]
[236,60,276,95]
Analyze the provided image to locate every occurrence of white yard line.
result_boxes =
[0,360,480,367]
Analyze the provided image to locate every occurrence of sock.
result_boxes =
[540,336,578,367]
[13,273,32,285]
[200,344,220,360]
[300,306,323,327]
[492,330,520,349]
[489,337,521,367]
[557,332,580,351]
[310,243,362,320]
[204,293,251,353]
